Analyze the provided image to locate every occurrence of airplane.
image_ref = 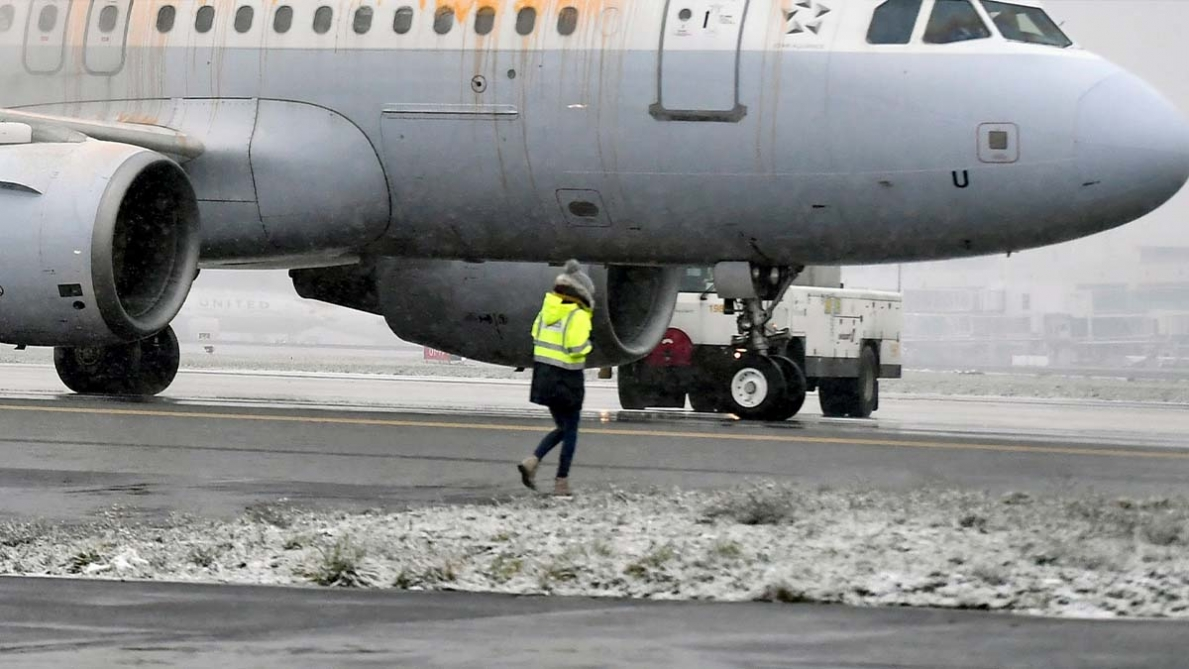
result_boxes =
[0,0,1187,418]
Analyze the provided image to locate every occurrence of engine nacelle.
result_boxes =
[377,260,681,368]
[292,260,682,368]
[0,140,201,346]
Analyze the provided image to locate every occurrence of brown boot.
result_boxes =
[552,477,573,497]
[517,456,539,490]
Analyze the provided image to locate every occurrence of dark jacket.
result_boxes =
[530,362,585,410]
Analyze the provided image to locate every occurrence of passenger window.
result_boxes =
[981,1,1071,48]
[353,6,373,34]
[156,5,176,33]
[393,6,413,34]
[274,5,293,34]
[0,5,12,33]
[923,0,991,44]
[38,4,58,33]
[234,6,254,33]
[867,0,922,44]
[516,7,537,35]
[313,6,333,35]
[98,5,120,33]
[195,5,214,34]
[558,7,578,36]
[475,6,495,36]
[433,7,454,35]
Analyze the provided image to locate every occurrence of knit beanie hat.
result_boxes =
[553,259,596,308]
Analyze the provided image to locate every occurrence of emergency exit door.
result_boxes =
[84,0,133,75]
[23,0,70,75]
[651,0,749,122]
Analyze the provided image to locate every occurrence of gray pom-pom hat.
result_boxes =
[553,259,596,308]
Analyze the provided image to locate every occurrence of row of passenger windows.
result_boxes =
[1,0,1069,48]
[0,3,582,38]
[162,5,578,37]
[868,0,1071,48]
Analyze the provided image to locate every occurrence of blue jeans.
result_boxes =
[534,406,581,479]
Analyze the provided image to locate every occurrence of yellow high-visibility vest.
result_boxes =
[532,292,593,370]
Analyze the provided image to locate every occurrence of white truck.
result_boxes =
[617,268,902,421]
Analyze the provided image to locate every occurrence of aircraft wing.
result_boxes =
[0,108,205,162]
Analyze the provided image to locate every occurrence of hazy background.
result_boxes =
[186,1,1189,370]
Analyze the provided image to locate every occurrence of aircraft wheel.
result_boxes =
[129,327,181,396]
[725,354,786,421]
[54,342,141,395]
[54,326,181,397]
[764,356,808,421]
[617,365,650,410]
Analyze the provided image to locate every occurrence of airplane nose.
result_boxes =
[1076,72,1189,222]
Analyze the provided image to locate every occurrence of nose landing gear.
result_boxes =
[716,263,809,421]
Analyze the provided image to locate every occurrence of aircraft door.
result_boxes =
[651,0,749,122]
[23,0,70,75]
[84,0,133,75]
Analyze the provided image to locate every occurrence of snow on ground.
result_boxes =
[4,484,1189,619]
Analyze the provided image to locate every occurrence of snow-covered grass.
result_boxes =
[4,484,1189,618]
[884,371,1189,404]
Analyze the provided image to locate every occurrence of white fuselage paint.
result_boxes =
[0,0,1187,267]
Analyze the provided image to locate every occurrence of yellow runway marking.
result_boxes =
[0,403,1185,461]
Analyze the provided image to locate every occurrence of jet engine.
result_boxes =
[0,140,201,347]
[293,260,683,368]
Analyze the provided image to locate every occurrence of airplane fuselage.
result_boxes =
[1,0,1186,269]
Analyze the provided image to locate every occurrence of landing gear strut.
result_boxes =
[54,326,181,396]
[718,264,808,421]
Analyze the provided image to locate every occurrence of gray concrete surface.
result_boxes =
[0,365,1188,521]
[2,577,1187,669]
[3,364,1189,667]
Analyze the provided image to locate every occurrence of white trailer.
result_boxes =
[618,270,902,421]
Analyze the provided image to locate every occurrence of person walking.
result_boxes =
[518,260,596,497]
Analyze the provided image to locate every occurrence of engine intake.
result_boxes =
[0,141,201,346]
[292,260,683,368]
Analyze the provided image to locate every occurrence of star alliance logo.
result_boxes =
[785,0,831,35]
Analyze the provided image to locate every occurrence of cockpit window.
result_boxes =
[981,1,1072,48]
[923,0,991,44]
[867,0,923,45]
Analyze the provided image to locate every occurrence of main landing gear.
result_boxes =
[718,264,808,421]
[54,326,181,396]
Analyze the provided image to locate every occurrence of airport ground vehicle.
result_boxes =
[617,269,902,420]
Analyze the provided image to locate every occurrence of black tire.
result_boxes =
[130,327,181,396]
[724,354,786,421]
[617,365,650,410]
[54,343,141,395]
[764,356,808,421]
[54,326,181,397]
[818,346,879,418]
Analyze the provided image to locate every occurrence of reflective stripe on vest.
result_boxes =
[533,307,590,370]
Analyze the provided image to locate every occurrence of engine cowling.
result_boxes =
[0,140,201,346]
[376,260,681,368]
[293,260,682,368]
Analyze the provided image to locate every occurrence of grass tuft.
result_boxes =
[757,583,814,604]
[704,485,795,526]
[305,536,371,587]
[189,545,218,569]
[245,503,294,529]
[67,548,103,574]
